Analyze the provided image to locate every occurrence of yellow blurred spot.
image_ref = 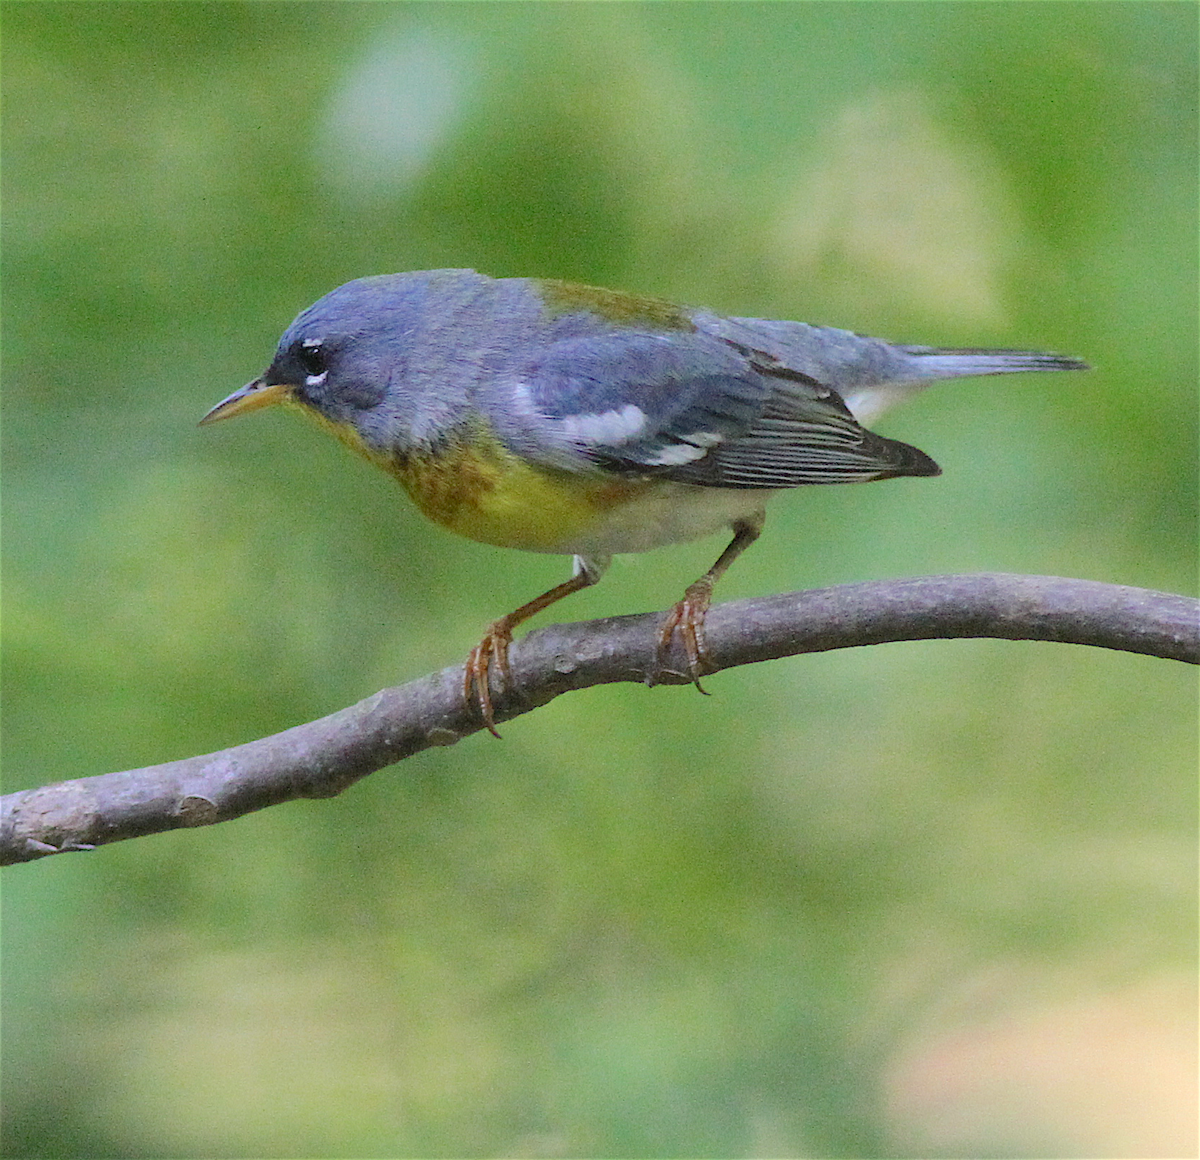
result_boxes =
[884,971,1199,1156]
[770,89,1015,328]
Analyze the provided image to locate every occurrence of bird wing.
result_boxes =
[493,330,938,489]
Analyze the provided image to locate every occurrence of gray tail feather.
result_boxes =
[843,347,1087,423]
[898,346,1090,379]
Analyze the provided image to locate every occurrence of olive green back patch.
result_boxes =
[537,279,695,332]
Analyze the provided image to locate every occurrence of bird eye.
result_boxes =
[296,341,327,378]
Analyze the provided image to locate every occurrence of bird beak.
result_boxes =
[199,378,291,425]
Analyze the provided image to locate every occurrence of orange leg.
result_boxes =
[656,514,764,691]
[466,557,607,737]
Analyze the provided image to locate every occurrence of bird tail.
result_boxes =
[896,347,1090,379]
[843,347,1088,423]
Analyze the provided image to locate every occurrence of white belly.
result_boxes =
[542,482,776,557]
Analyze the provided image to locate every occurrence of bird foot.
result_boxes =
[656,580,715,692]
[464,620,514,738]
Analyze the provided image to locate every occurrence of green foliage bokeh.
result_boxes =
[2,4,1196,1157]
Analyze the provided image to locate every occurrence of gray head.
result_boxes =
[273,270,498,423]
[199,269,501,447]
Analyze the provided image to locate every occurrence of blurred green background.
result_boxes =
[3,3,1196,1156]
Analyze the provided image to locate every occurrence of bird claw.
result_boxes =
[464,621,514,738]
[656,581,714,692]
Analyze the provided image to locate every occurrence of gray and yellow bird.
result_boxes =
[203,269,1086,733]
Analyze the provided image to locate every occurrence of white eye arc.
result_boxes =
[296,339,329,384]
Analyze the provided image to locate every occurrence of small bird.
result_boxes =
[202,269,1086,734]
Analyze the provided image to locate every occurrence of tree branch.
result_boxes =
[3,573,1196,866]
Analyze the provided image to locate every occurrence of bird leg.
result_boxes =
[656,514,764,691]
[466,556,607,737]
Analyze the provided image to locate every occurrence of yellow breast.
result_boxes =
[297,407,769,557]
[323,416,647,553]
